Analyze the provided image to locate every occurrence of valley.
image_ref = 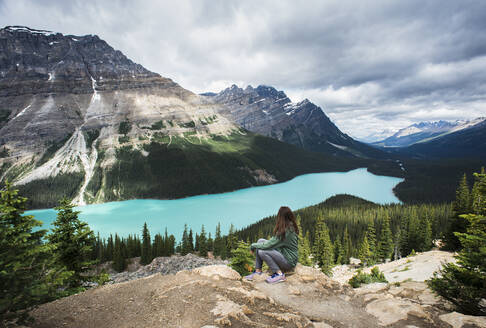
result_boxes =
[1,16,486,328]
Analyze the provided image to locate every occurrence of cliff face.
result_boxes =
[0,26,241,206]
[206,84,386,158]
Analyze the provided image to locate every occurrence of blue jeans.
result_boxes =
[254,238,292,273]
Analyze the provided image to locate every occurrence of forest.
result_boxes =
[1,169,485,322]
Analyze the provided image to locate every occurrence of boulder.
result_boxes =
[193,265,241,281]
[439,312,486,328]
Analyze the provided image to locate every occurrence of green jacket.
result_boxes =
[250,228,298,267]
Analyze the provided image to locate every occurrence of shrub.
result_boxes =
[229,241,254,276]
[348,266,387,288]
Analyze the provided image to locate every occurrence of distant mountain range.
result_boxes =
[388,119,486,159]
[371,118,486,147]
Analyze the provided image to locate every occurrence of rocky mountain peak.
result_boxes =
[0,25,163,97]
[207,83,385,158]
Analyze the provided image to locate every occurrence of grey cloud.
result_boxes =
[1,0,486,138]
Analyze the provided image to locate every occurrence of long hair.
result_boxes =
[274,206,299,239]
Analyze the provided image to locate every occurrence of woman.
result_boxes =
[244,206,299,283]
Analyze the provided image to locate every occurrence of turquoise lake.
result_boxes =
[27,168,403,240]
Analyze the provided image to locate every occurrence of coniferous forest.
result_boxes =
[1,169,486,321]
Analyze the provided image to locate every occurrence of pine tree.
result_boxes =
[428,212,486,315]
[113,234,126,272]
[398,216,410,257]
[163,228,170,256]
[207,232,214,252]
[376,215,393,262]
[296,215,312,266]
[181,224,190,255]
[0,182,54,322]
[106,234,114,261]
[445,174,474,250]
[168,235,176,255]
[213,222,223,258]
[227,224,238,253]
[418,216,432,251]
[342,226,351,264]
[48,198,95,287]
[454,173,471,214]
[188,228,194,252]
[194,232,200,252]
[312,214,334,275]
[470,168,485,215]
[333,237,344,264]
[229,241,254,276]
[365,221,377,263]
[357,235,371,266]
[199,225,208,257]
[140,222,152,265]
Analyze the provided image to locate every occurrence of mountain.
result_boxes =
[0,26,362,209]
[391,119,486,159]
[372,118,486,147]
[204,85,387,159]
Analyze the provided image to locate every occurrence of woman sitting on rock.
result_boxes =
[245,206,298,283]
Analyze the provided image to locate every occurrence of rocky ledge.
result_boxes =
[31,261,486,328]
[109,254,228,284]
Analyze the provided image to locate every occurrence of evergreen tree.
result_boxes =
[140,222,152,265]
[113,234,126,272]
[0,182,55,322]
[213,222,223,258]
[227,224,238,253]
[470,168,485,215]
[163,228,170,256]
[296,215,312,266]
[207,232,214,252]
[153,233,164,258]
[333,236,344,265]
[106,234,114,262]
[418,216,432,251]
[444,173,473,250]
[199,225,208,257]
[365,221,377,263]
[454,173,471,214]
[376,215,393,262]
[428,212,486,315]
[188,228,194,252]
[168,235,176,255]
[194,232,200,252]
[342,226,351,264]
[398,216,410,258]
[229,241,254,276]
[48,198,95,287]
[312,214,334,275]
[181,224,190,255]
[357,235,371,266]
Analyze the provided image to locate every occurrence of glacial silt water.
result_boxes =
[28,168,402,239]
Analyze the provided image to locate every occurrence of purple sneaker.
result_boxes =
[244,271,262,281]
[266,272,286,284]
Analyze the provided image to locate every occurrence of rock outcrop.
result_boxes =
[29,260,486,328]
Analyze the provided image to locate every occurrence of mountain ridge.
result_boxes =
[206,84,388,159]
[371,117,486,147]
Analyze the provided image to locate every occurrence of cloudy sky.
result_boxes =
[2,0,486,139]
